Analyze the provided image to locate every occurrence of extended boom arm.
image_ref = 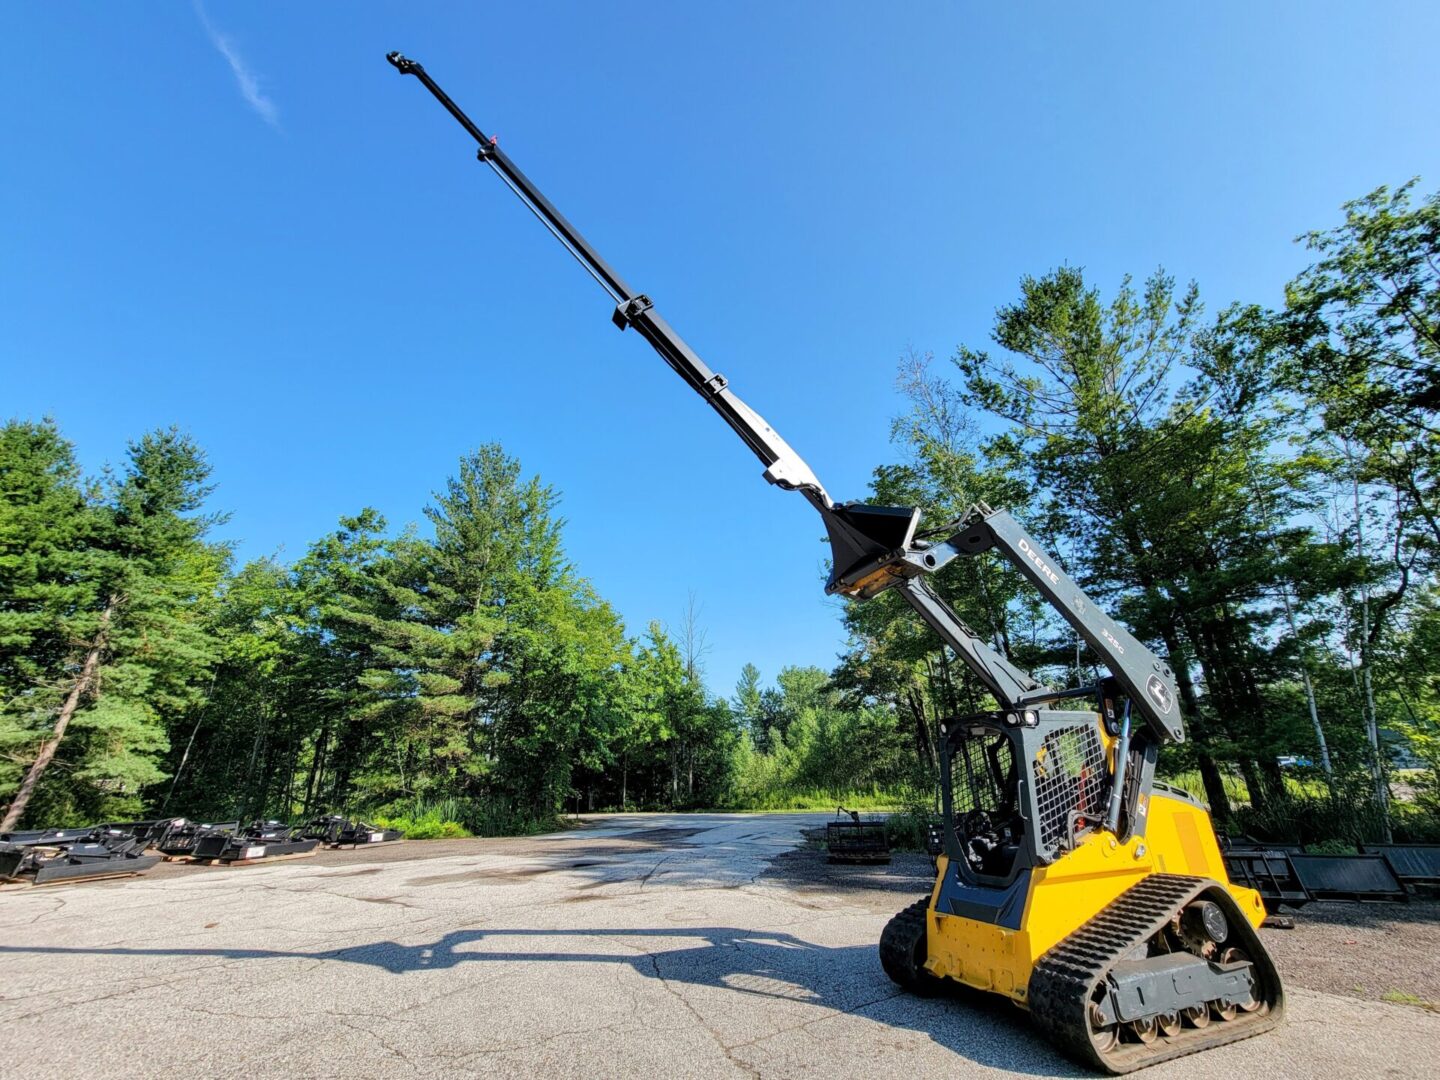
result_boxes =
[386,53,1185,747]
[386,52,830,508]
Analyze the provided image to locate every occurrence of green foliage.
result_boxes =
[369,811,471,840]
[723,664,916,810]
[5,178,1440,847]
[1,421,223,827]
[1306,839,1359,856]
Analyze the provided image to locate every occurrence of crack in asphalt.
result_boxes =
[642,947,762,1079]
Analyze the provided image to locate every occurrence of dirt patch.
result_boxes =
[759,834,935,914]
[609,827,706,844]
[115,831,706,890]
[344,894,415,908]
[405,864,556,887]
[1260,899,1440,1012]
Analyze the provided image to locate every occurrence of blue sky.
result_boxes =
[4,3,1438,697]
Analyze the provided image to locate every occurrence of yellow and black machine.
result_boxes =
[386,54,1284,1073]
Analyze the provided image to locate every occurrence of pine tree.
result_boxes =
[1,426,223,828]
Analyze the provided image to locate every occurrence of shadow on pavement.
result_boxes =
[0,925,1081,1076]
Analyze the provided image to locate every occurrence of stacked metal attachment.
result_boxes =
[300,815,404,848]
[1222,839,1437,906]
[825,808,891,864]
[1,812,405,886]
[0,825,160,885]
[152,818,238,859]
[174,820,321,864]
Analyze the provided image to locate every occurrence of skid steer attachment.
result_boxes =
[301,815,405,848]
[384,54,1284,1072]
[825,808,890,864]
[0,826,160,886]
[190,821,320,864]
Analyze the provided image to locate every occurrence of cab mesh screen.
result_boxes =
[1031,724,1109,857]
[950,729,1016,818]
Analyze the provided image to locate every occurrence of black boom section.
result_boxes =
[385,53,1185,750]
[386,52,833,511]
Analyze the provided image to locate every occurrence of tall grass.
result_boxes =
[717,785,913,812]
[1161,767,1440,846]
[366,795,559,839]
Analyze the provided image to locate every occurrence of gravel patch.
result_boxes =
[1261,899,1440,1012]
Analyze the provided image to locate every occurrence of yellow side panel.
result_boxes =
[1145,791,1267,928]
[925,791,1267,1006]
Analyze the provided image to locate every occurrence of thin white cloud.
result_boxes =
[194,1,279,128]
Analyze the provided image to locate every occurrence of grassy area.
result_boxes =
[718,786,913,812]
[1159,767,1440,845]
[1158,768,1338,803]
[1381,990,1437,1012]
[368,810,471,840]
[364,795,557,839]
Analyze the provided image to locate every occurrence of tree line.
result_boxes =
[0,430,907,832]
[839,180,1439,840]
[2,179,1438,843]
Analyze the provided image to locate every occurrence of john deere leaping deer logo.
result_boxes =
[1146,674,1174,714]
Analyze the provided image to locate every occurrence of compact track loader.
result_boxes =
[386,54,1284,1072]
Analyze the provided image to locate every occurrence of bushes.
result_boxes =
[882,808,935,852]
[366,794,557,839]
[370,811,470,840]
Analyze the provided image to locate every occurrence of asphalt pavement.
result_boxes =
[1,812,1436,1078]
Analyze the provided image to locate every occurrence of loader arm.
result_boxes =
[387,58,1288,1076]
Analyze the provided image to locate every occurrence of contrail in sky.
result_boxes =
[194,1,279,128]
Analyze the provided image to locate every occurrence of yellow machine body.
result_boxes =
[923,791,1267,1005]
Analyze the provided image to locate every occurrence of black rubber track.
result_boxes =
[1027,873,1284,1074]
[879,897,945,995]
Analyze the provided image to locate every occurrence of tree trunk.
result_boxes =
[1259,759,1288,804]
[905,687,934,770]
[1,600,115,832]
[1350,452,1393,842]
[303,718,331,815]
[1158,625,1231,821]
[1238,758,1269,812]
[1184,613,1269,811]
[1276,585,1333,778]
[1196,752,1232,826]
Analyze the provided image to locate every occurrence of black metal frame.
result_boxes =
[0,826,161,885]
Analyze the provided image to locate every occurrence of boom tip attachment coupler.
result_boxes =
[386,51,421,75]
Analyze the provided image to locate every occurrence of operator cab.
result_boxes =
[946,722,1025,879]
[939,709,1117,883]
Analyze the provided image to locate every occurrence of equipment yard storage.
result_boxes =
[0,826,160,886]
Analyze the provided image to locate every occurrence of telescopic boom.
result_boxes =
[386,52,831,508]
[385,53,1185,746]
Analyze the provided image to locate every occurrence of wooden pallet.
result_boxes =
[0,868,150,890]
[187,849,319,867]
